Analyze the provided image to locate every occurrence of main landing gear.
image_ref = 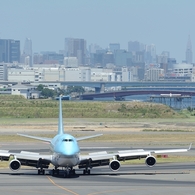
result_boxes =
[83,161,91,175]
[52,167,76,178]
[52,167,60,176]
[37,158,46,175]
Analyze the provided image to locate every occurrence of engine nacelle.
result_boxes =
[109,160,120,171]
[145,155,156,167]
[9,159,21,171]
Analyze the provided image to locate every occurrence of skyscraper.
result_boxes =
[128,41,140,52]
[145,44,156,64]
[22,38,33,66]
[186,35,193,64]
[0,39,20,63]
[23,38,32,57]
[88,44,102,54]
[64,38,86,65]
[109,43,120,53]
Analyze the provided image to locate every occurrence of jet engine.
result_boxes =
[9,159,21,171]
[109,160,120,171]
[145,155,156,167]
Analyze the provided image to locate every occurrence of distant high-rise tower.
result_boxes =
[23,38,33,66]
[145,44,156,64]
[23,38,32,56]
[64,38,86,65]
[186,35,193,64]
[109,43,120,53]
[0,39,20,63]
[128,41,140,52]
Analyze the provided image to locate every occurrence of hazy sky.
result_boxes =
[0,0,194,62]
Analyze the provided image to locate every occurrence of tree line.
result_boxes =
[36,84,85,98]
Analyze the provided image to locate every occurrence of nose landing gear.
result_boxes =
[38,168,45,175]
[63,167,76,178]
[83,168,90,175]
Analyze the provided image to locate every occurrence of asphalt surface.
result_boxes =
[0,141,195,195]
[0,163,195,195]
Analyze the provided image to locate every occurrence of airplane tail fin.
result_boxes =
[58,95,65,135]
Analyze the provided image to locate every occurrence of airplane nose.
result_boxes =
[57,142,79,156]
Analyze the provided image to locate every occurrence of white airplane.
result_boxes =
[160,93,181,97]
[0,96,192,177]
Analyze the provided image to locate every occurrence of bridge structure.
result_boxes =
[1,80,195,100]
[149,94,192,109]
[1,80,195,91]
[79,90,195,100]
[1,80,195,108]
[29,81,195,93]
[79,89,195,109]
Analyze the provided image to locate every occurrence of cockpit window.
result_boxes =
[62,139,73,142]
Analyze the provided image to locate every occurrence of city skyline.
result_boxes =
[0,0,195,63]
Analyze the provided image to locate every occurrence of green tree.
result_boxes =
[36,84,45,91]
[66,86,85,95]
[36,84,57,98]
[41,88,55,98]
[55,87,66,96]
[187,106,193,112]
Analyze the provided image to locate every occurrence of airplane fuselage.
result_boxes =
[50,133,80,167]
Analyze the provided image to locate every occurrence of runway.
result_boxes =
[0,134,195,194]
[0,163,195,195]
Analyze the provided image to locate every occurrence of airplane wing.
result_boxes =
[79,144,192,170]
[76,134,103,141]
[17,133,52,143]
[0,150,52,170]
[17,133,102,142]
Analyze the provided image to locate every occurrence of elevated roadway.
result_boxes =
[36,81,195,87]
[34,81,195,93]
[80,90,195,100]
[1,80,195,88]
[1,80,195,92]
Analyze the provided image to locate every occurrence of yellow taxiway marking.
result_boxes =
[47,176,79,195]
